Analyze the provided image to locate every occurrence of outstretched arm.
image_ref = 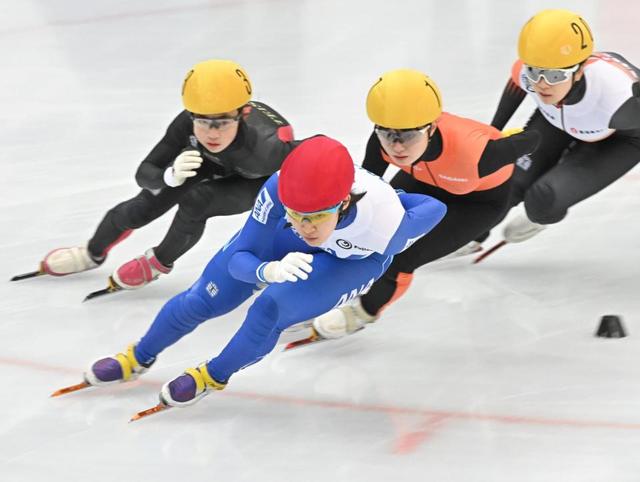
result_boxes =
[226,175,284,283]
[478,128,541,177]
[383,193,447,255]
[491,61,528,130]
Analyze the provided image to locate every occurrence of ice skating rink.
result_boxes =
[1,1,639,481]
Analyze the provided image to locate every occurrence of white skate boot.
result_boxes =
[503,214,546,243]
[312,297,378,340]
[42,246,102,276]
[444,240,483,259]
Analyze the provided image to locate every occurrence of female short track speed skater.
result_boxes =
[53,136,447,415]
[471,9,640,257]
[306,69,539,341]
[12,59,297,296]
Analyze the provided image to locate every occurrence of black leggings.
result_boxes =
[477,110,640,241]
[360,172,512,316]
[87,176,266,266]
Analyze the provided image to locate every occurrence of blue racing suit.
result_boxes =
[134,168,447,382]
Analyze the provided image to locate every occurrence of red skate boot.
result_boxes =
[112,248,172,290]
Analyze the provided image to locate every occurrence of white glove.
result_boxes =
[163,150,203,187]
[260,252,314,283]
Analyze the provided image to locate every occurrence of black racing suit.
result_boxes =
[87,101,298,266]
[482,52,640,238]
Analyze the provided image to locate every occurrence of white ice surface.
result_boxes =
[1,1,640,481]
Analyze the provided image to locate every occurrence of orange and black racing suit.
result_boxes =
[359,112,538,317]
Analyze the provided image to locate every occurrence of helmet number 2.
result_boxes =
[571,18,593,50]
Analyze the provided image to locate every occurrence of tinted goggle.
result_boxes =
[524,64,580,85]
[374,124,430,146]
[284,201,342,224]
[191,112,242,130]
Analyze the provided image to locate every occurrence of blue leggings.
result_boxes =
[135,250,391,382]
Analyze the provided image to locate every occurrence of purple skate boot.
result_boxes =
[85,344,155,386]
[160,364,226,407]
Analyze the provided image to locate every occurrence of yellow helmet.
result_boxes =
[181,59,252,115]
[366,69,442,129]
[518,9,594,68]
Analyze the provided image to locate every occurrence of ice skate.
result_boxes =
[43,246,103,275]
[474,214,546,264]
[443,240,483,260]
[313,297,377,339]
[84,249,173,301]
[503,214,546,243]
[51,344,154,397]
[473,240,508,264]
[112,248,172,290]
[284,297,377,350]
[129,403,171,422]
[84,344,155,386]
[12,246,103,281]
[159,364,226,407]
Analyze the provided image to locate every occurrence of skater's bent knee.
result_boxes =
[178,187,214,221]
[110,202,156,228]
[249,294,279,321]
[244,294,282,339]
[524,184,565,224]
[165,290,215,329]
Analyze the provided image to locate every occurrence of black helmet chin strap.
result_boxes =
[560,63,588,105]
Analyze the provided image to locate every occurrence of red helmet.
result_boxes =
[278,136,355,213]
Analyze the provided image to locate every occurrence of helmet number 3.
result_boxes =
[236,69,252,95]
